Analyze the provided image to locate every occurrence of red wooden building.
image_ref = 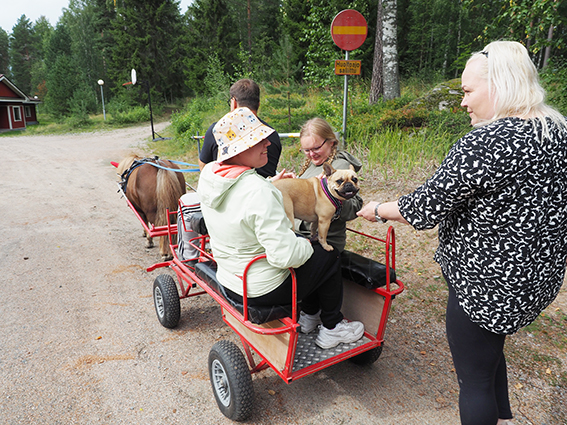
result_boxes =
[0,74,41,132]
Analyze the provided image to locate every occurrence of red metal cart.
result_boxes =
[113,179,176,240]
[146,209,404,421]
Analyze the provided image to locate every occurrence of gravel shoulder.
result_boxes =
[0,124,564,424]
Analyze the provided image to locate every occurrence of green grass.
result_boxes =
[161,79,472,179]
[523,311,567,350]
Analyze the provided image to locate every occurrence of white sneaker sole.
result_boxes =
[315,327,364,349]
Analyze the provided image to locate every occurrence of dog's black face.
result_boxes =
[335,180,359,199]
[322,162,360,200]
[328,170,360,200]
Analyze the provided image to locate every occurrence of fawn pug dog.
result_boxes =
[272,163,359,251]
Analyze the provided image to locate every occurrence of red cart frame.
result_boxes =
[146,208,404,421]
[116,183,175,238]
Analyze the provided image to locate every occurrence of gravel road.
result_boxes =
[0,124,562,425]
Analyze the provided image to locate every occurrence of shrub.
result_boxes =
[110,106,150,124]
[170,97,210,137]
[541,59,567,115]
[377,107,433,129]
[65,113,91,128]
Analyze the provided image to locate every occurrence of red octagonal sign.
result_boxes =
[331,9,368,51]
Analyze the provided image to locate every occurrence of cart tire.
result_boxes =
[349,346,383,365]
[208,340,254,421]
[153,274,180,328]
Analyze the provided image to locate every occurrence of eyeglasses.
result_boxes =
[301,139,328,154]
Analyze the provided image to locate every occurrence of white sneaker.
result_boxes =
[315,319,364,349]
[298,311,322,333]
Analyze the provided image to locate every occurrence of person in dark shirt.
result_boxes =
[198,79,281,178]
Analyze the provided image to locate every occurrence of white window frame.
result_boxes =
[25,105,32,118]
[13,106,22,122]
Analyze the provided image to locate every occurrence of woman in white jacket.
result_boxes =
[198,107,364,350]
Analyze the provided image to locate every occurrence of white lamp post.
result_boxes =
[97,79,106,120]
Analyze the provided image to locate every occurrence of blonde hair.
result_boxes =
[467,40,566,137]
[298,117,339,176]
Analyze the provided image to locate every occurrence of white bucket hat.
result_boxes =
[213,107,275,162]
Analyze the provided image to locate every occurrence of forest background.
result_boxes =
[1,0,566,134]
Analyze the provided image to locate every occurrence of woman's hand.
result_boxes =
[357,201,410,225]
[357,201,380,222]
[270,168,296,182]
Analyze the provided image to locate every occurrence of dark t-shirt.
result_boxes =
[199,116,282,178]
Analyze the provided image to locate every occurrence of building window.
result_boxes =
[25,106,32,118]
[13,106,22,122]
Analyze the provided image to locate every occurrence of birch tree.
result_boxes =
[369,0,383,104]
[382,0,400,100]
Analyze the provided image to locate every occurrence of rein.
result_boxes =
[320,177,342,220]
[142,157,200,173]
[119,156,199,192]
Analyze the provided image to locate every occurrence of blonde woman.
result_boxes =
[358,41,567,425]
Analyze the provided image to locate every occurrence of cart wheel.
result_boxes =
[153,274,180,328]
[208,340,254,421]
[350,346,383,366]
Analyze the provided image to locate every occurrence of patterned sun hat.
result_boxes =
[213,107,275,162]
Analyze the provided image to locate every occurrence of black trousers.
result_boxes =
[445,281,513,425]
[225,242,344,329]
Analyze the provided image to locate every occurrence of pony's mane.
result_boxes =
[116,154,142,175]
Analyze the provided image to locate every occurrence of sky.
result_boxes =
[1,0,194,33]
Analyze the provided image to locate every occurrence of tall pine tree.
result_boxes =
[227,0,282,81]
[108,0,188,104]
[44,24,78,117]
[281,0,311,81]
[0,28,9,77]
[184,0,238,95]
[9,15,40,94]
[30,17,53,101]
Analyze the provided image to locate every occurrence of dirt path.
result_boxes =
[0,124,563,424]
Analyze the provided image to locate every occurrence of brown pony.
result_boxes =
[117,155,186,260]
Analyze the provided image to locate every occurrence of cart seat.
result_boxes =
[194,261,293,325]
[340,250,397,289]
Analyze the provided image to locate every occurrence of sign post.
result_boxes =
[97,79,106,120]
[331,9,367,144]
[123,69,169,141]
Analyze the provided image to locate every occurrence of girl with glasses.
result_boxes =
[295,118,363,252]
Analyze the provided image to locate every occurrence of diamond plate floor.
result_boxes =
[292,331,370,371]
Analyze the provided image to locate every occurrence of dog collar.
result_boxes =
[320,177,343,220]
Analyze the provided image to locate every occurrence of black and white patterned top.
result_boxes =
[398,117,567,334]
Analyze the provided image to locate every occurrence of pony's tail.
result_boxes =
[155,169,185,243]
[155,169,184,226]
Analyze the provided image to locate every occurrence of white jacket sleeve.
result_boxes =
[246,186,313,269]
